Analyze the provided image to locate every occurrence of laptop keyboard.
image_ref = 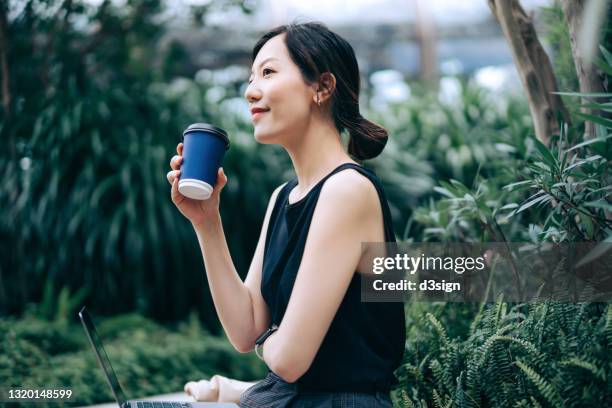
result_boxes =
[136,402,191,408]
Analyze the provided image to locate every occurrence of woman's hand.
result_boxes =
[167,142,228,228]
[184,375,256,403]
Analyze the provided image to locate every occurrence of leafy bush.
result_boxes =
[0,313,267,407]
[367,79,534,241]
[0,0,274,328]
[392,300,612,407]
[391,47,611,407]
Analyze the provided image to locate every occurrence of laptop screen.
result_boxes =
[79,307,128,408]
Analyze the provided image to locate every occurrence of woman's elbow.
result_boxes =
[274,367,303,384]
[269,356,310,383]
[231,338,255,354]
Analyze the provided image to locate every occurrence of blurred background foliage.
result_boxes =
[0,0,611,406]
[0,0,288,325]
[0,311,268,406]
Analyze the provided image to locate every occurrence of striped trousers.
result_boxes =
[239,371,394,407]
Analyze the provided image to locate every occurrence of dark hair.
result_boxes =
[251,21,388,161]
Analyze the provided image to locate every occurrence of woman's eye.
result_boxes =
[247,68,273,84]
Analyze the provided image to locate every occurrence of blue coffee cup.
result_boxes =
[178,123,230,200]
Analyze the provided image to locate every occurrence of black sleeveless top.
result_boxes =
[261,163,406,393]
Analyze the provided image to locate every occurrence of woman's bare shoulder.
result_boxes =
[318,168,379,214]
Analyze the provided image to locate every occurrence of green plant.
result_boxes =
[393,46,611,408]
[0,313,267,407]
[504,47,612,243]
[32,277,90,323]
[367,79,534,241]
[0,0,269,327]
[540,1,580,94]
[392,300,612,407]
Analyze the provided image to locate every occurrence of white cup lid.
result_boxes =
[178,179,213,200]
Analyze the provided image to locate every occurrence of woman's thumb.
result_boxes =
[215,167,227,191]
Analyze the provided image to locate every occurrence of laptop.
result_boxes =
[79,307,238,408]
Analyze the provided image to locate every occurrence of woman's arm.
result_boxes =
[192,182,286,352]
[260,170,384,382]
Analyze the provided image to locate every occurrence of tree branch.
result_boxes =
[561,0,607,139]
[488,0,571,146]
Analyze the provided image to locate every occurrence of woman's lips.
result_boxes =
[252,110,269,120]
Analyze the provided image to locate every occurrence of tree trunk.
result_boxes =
[561,0,607,139]
[488,0,570,146]
[415,0,437,84]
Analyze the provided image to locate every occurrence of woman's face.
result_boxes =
[244,33,316,145]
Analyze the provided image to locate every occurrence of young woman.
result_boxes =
[167,21,405,407]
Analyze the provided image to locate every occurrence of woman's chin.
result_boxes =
[254,130,276,144]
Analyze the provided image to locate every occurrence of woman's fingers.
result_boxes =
[219,167,228,186]
[170,155,183,170]
[212,167,227,195]
[167,169,180,185]
[171,172,184,204]
[169,144,183,174]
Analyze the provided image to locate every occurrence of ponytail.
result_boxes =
[346,116,388,161]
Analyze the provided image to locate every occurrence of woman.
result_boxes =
[167,21,405,407]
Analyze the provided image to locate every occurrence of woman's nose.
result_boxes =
[244,82,261,103]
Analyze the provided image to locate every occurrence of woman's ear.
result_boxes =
[317,72,336,104]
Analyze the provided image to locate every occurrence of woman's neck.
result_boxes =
[285,119,357,196]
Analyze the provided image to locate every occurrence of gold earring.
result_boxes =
[316,94,321,106]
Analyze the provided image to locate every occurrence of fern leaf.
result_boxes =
[429,359,454,394]
[529,396,543,408]
[432,388,444,408]
[426,313,451,350]
[515,360,564,407]
[605,304,612,346]
[400,388,415,408]
[513,398,530,408]
[560,358,606,382]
